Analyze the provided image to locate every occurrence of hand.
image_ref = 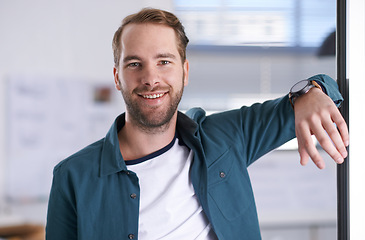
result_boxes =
[293,87,349,169]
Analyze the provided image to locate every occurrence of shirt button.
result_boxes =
[130,193,137,199]
[219,171,226,178]
[128,234,135,239]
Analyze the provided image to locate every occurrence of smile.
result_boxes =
[142,93,165,99]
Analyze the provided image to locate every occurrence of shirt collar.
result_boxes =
[99,113,126,177]
[99,111,199,177]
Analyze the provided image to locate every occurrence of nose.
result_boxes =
[141,64,159,88]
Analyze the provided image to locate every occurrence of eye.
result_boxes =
[159,60,170,65]
[127,62,141,68]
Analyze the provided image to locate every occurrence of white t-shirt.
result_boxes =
[126,136,218,240]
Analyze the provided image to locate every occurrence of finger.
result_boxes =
[309,118,344,165]
[296,123,325,169]
[299,151,310,166]
[322,117,347,160]
[297,137,310,166]
[331,109,349,147]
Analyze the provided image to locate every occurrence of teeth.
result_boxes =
[143,93,164,99]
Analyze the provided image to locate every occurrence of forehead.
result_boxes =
[120,23,179,58]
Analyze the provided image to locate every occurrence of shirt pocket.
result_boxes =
[207,147,254,221]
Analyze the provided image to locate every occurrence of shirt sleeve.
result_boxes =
[186,74,343,167]
[242,74,343,165]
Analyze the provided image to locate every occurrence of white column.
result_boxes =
[348,0,365,238]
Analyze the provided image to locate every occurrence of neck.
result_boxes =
[118,112,177,161]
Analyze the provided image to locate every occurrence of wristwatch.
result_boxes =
[289,79,322,107]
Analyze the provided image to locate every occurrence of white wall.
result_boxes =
[0,0,150,79]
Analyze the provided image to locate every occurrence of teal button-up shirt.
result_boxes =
[46,74,343,240]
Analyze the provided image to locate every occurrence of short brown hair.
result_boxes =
[112,8,189,67]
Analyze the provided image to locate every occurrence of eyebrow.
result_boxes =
[122,53,177,63]
[155,53,177,59]
[123,55,142,63]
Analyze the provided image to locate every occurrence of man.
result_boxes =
[46,8,348,240]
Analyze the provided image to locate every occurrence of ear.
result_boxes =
[183,59,189,86]
[113,67,121,90]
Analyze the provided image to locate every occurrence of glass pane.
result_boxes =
[175,0,335,47]
[300,0,336,47]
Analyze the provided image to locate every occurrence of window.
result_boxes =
[174,0,335,47]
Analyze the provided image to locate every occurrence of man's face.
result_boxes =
[114,23,189,131]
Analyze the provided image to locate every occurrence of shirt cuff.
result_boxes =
[308,74,344,108]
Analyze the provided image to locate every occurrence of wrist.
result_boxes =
[289,80,322,107]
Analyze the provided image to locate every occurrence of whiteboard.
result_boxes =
[5,75,123,201]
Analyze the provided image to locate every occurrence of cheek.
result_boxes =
[165,68,185,85]
[120,73,135,90]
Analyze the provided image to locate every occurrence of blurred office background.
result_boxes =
[0,0,337,239]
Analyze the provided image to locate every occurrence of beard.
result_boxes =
[120,78,184,134]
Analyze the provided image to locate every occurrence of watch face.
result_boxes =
[291,80,310,93]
